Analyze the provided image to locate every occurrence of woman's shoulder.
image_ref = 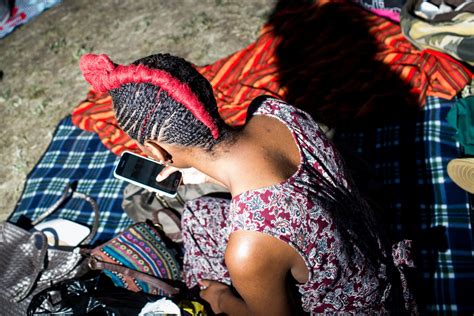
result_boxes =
[246,96,325,147]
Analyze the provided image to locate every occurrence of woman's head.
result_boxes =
[79,53,229,153]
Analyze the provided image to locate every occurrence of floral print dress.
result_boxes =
[181,97,415,314]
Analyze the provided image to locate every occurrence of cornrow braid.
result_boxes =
[111,82,224,148]
[80,53,232,149]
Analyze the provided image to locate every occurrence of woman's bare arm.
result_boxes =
[221,230,299,316]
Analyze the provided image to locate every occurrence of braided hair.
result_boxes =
[79,53,232,150]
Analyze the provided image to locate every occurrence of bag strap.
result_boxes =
[31,183,75,226]
[88,257,180,296]
[74,192,100,246]
[31,182,100,246]
[152,208,182,242]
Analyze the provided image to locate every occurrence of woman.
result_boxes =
[80,53,415,314]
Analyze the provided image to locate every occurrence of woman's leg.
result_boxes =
[182,196,232,288]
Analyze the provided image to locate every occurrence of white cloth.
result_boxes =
[138,298,181,316]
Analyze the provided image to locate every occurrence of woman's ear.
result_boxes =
[143,140,170,163]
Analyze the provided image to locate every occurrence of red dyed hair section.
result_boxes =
[79,53,219,139]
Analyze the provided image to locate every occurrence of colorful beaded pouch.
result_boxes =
[88,222,182,296]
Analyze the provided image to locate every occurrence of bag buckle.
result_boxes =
[88,256,98,270]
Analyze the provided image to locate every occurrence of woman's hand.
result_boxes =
[199,280,234,314]
[139,141,224,186]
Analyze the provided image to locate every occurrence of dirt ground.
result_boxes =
[0,0,274,221]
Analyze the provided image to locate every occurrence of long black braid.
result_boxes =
[303,148,408,312]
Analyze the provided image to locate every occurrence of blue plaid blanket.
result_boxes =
[336,96,473,314]
[9,97,473,313]
[9,116,132,244]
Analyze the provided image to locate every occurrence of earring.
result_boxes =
[164,158,173,166]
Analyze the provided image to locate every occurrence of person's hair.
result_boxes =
[79,53,232,150]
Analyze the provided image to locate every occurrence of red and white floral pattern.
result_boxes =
[182,98,414,313]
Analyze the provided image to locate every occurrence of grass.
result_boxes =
[0,0,273,221]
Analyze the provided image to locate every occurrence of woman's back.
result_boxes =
[227,96,414,313]
[224,104,301,198]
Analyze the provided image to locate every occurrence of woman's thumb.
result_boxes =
[156,166,179,182]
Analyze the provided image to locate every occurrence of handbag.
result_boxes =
[89,182,229,298]
[0,182,99,314]
[87,221,182,297]
[122,182,229,242]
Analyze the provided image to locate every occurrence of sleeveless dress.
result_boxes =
[181,96,416,314]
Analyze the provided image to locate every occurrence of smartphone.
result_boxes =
[114,151,182,198]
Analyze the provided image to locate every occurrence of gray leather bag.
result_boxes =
[0,183,99,314]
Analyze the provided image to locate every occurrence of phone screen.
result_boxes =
[114,151,182,197]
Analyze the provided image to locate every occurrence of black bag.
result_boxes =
[27,272,161,315]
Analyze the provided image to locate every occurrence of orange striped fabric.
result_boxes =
[367,14,472,102]
[71,2,472,156]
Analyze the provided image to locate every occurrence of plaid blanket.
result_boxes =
[336,96,473,314]
[8,116,132,244]
[9,96,473,313]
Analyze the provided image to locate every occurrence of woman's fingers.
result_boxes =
[156,165,179,182]
[198,279,210,290]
